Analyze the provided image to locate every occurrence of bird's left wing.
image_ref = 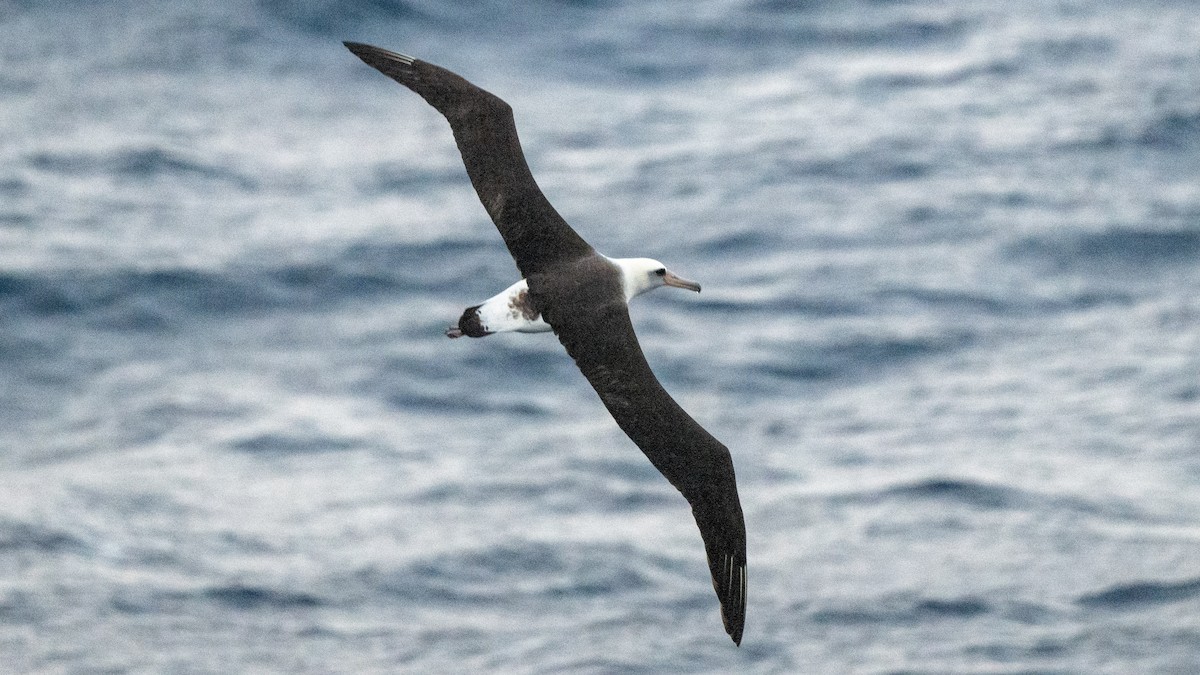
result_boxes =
[344,42,595,276]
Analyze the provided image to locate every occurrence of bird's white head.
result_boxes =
[612,257,702,302]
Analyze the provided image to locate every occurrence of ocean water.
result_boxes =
[3,0,1200,672]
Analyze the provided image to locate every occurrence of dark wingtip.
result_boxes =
[343,41,376,66]
[715,555,746,646]
[726,604,745,646]
[343,41,415,69]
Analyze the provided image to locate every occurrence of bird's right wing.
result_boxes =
[344,43,595,277]
[544,288,747,645]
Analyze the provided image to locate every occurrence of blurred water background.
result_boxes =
[3,1,1200,672]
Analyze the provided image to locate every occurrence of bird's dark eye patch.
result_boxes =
[655,268,666,276]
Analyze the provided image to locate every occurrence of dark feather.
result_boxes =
[531,259,747,645]
[343,42,594,277]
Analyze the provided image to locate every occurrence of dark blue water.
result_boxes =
[4,1,1200,672]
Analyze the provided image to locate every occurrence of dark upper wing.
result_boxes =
[344,42,594,277]
[538,273,747,645]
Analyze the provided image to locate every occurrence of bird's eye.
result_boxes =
[655,268,666,277]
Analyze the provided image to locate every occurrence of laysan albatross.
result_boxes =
[345,42,747,645]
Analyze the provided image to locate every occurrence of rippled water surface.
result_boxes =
[3,1,1200,672]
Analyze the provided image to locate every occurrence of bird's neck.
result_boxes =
[609,257,655,303]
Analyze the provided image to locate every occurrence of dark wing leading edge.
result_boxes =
[541,278,747,645]
[344,42,594,277]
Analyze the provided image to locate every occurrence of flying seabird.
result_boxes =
[345,42,747,645]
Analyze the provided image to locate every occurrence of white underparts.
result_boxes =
[473,278,552,334]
